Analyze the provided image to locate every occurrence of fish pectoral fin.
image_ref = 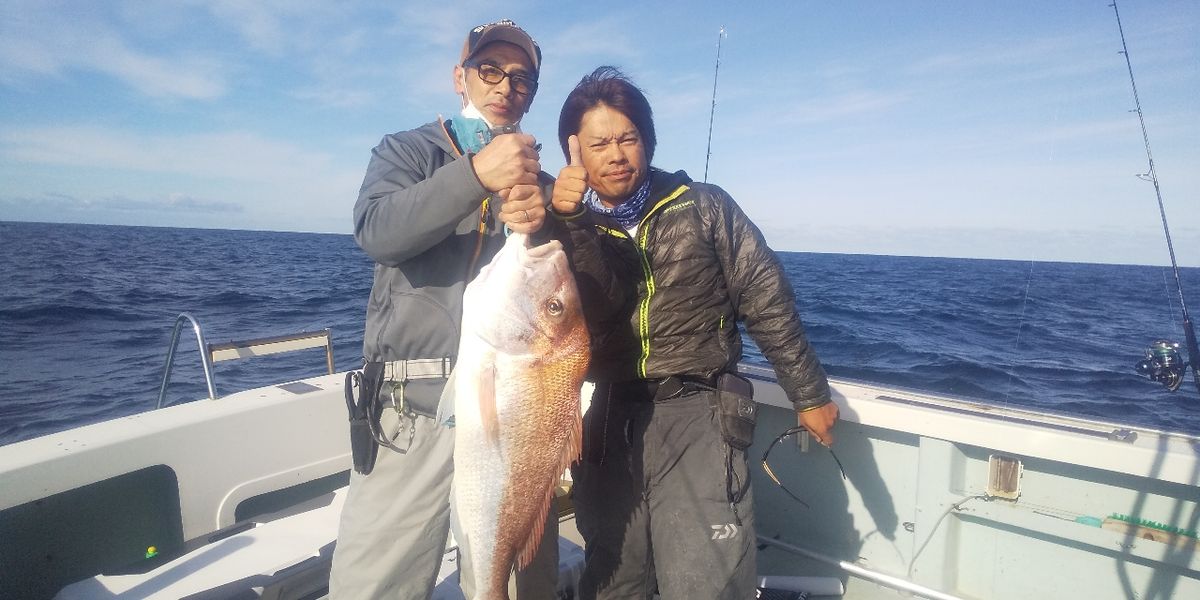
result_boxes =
[479,363,500,445]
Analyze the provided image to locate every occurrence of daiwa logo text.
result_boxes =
[710,523,739,540]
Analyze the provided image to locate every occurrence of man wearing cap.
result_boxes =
[330,19,557,599]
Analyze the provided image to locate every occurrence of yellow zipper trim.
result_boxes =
[596,224,629,239]
[635,184,690,377]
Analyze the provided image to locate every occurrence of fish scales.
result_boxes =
[451,232,589,600]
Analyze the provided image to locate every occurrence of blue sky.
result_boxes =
[1,0,1196,266]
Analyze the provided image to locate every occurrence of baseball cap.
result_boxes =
[461,19,541,74]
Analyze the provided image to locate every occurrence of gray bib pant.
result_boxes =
[572,383,756,600]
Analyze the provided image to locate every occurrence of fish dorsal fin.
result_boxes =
[514,382,584,570]
[479,362,500,445]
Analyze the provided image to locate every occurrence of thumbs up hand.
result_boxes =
[551,135,588,215]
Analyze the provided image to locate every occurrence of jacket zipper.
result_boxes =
[633,184,690,378]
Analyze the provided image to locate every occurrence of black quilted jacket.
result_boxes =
[543,168,831,411]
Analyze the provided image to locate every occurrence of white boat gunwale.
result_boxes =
[2,366,1198,599]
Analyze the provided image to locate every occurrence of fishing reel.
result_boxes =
[1135,340,1190,392]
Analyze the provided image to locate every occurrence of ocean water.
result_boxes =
[2,220,1199,446]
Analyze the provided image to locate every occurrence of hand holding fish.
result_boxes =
[472,133,542,192]
[551,135,588,215]
[799,401,839,447]
[497,184,546,234]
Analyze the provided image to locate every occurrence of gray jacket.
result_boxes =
[353,120,504,365]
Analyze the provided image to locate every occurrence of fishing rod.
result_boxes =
[1110,1,1200,396]
[703,26,726,183]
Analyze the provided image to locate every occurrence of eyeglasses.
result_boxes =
[466,61,538,96]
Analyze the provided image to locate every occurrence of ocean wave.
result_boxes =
[0,303,146,324]
[203,290,277,306]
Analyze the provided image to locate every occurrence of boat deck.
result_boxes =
[55,485,875,600]
[8,369,1197,599]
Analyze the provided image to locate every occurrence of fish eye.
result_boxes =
[546,298,563,316]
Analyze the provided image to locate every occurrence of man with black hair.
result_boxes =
[549,66,838,600]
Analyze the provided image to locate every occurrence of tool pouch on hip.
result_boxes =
[346,362,386,475]
[714,372,757,451]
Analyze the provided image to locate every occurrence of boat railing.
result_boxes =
[156,312,335,409]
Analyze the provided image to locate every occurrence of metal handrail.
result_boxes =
[757,536,965,600]
[157,312,218,408]
[157,315,337,409]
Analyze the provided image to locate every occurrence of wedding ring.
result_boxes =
[523,209,530,222]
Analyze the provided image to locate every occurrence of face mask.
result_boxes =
[449,114,491,155]
[450,71,518,155]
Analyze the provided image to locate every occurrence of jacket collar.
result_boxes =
[646,168,693,200]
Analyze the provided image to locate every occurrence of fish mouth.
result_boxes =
[509,233,566,273]
[521,238,563,261]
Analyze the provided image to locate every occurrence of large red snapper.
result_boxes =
[451,232,589,599]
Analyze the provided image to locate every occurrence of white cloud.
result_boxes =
[190,0,350,57]
[2,126,336,183]
[788,91,911,125]
[0,1,226,99]
[391,4,482,49]
[540,19,640,63]
[0,124,363,232]
[0,192,242,215]
[91,34,226,100]
[201,0,291,55]
[290,86,376,109]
